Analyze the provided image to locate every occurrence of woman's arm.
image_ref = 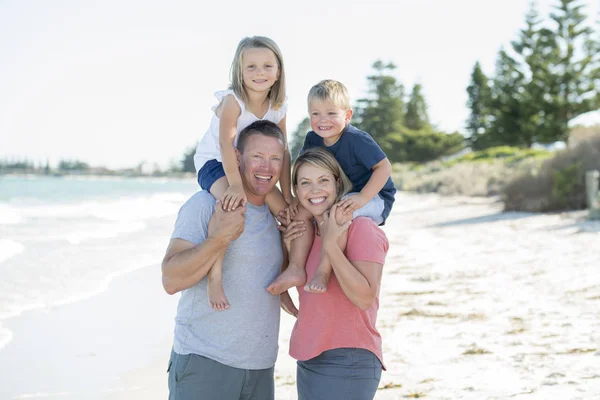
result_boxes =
[277,116,293,203]
[324,244,383,311]
[321,205,384,310]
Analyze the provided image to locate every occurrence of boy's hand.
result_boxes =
[337,193,368,215]
[221,184,247,211]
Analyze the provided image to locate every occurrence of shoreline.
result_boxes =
[0,262,178,400]
[0,173,196,182]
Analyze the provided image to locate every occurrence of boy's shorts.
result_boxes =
[197,159,226,191]
[343,192,385,225]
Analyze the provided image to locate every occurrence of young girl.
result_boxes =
[193,36,292,311]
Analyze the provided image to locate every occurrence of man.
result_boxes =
[162,120,296,400]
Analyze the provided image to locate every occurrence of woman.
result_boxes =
[282,147,389,400]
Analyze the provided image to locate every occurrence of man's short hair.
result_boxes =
[307,79,351,110]
[237,120,286,153]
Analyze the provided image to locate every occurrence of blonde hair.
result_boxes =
[292,147,353,203]
[229,36,286,110]
[307,79,351,110]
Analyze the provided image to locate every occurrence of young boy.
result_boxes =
[267,79,396,294]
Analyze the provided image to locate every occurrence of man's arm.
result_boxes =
[161,205,245,295]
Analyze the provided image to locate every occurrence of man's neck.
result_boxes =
[245,192,266,207]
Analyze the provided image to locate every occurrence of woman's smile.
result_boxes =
[295,164,338,216]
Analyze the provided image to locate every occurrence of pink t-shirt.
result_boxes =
[289,217,389,368]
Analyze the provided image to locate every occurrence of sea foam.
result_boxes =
[0,239,25,264]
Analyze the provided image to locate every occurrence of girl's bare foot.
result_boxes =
[266,266,306,295]
[208,281,230,311]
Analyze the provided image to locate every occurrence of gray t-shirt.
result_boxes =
[170,191,282,370]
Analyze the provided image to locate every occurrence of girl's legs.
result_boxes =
[266,189,311,295]
[304,207,351,293]
[207,176,230,311]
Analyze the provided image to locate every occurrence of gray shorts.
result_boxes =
[297,347,382,400]
[167,349,274,400]
[342,192,385,225]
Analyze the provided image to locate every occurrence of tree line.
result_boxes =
[182,0,598,171]
[286,60,464,164]
[465,0,599,149]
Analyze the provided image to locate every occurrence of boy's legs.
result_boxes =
[207,175,230,311]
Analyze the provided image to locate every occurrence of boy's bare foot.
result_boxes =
[304,271,330,293]
[208,281,230,311]
[266,266,306,295]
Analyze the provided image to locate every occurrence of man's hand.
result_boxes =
[337,193,368,215]
[280,290,298,317]
[208,201,246,243]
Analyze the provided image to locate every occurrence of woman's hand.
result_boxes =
[221,184,247,211]
[278,209,306,253]
[320,203,351,251]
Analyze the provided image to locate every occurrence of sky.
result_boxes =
[1,0,598,170]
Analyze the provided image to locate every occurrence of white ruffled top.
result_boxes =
[193,89,288,173]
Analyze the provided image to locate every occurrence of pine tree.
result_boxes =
[487,48,529,147]
[181,146,196,173]
[354,60,464,162]
[405,84,430,131]
[289,117,311,161]
[512,2,549,146]
[465,61,491,146]
[541,0,600,142]
[353,60,405,155]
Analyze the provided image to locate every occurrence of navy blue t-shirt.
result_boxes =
[300,124,396,224]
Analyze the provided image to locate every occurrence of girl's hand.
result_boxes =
[278,209,306,253]
[337,193,368,215]
[321,203,351,251]
[221,184,247,211]
[284,193,294,206]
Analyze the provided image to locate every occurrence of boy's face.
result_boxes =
[308,99,352,145]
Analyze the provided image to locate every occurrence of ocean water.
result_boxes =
[0,175,197,351]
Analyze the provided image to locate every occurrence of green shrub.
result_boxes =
[394,146,549,197]
[445,146,551,166]
[504,134,600,212]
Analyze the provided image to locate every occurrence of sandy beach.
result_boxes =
[1,192,599,399]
